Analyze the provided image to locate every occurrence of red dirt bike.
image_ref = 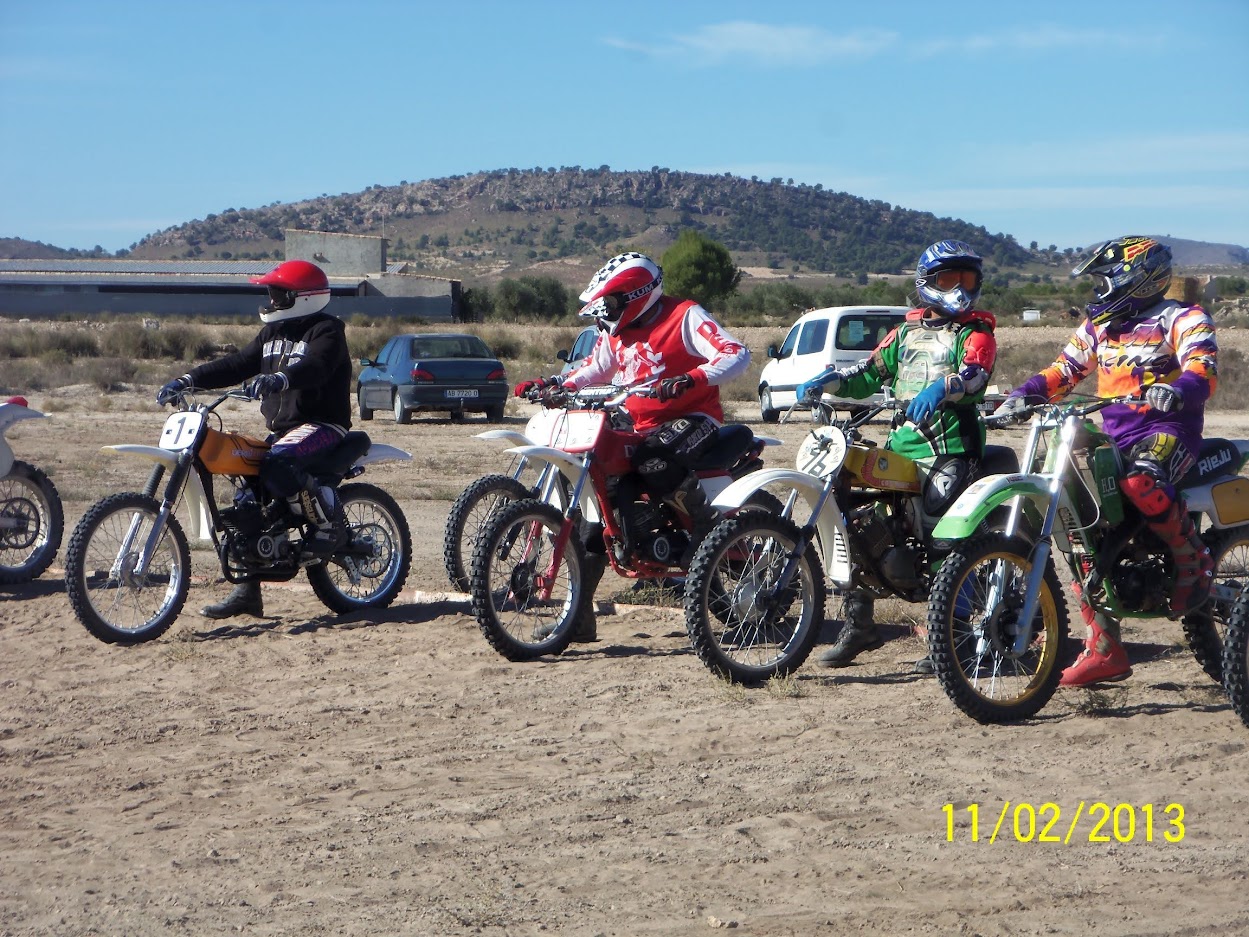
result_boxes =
[467,382,782,660]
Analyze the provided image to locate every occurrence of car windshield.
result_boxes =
[409,336,492,359]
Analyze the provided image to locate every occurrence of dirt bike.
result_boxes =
[683,399,1023,685]
[0,396,64,584]
[64,387,414,645]
[442,405,571,593]
[926,393,1249,723]
[467,381,782,661]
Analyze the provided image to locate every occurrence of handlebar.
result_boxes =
[986,392,1148,429]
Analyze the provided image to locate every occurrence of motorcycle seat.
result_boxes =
[692,424,756,471]
[980,444,1021,477]
[305,431,372,476]
[1178,438,1238,488]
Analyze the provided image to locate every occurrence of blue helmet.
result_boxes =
[914,240,984,318]
[1072,236,1172,327]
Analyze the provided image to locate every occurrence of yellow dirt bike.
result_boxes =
[65,387,413,644]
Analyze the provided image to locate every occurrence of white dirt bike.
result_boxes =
[0,396,64,584]
[64,387,414,644]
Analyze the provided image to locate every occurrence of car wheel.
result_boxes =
[485,404,505,422]
[759,386,779,424]
[358,391,374,422]
[393,392,411,425]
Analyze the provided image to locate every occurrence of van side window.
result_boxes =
[837,314,901,352]
[777,325,800,359]
[796,319,829,355]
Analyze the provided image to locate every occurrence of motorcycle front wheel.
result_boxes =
[1182,524,1249,684]
[307,483,412,613]
[1220,585,1249,728]
[469,498,586,661]
[65,492,191,645]
[684,514,825,685]
[0,460,64,584]
[927,532,1069,723]
[442,473,533,593]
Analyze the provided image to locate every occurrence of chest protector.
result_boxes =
[894,324,961,403]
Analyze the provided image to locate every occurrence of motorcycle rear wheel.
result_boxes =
[927,532,1069,723]
[1182,524,1249,684]
[684,514,825,685]
[65,492,190,645]
[1220,584,1249,728]
[469,498,586,661]
[307,483,412,613]
[443,473,532,593]
[0,460,64,584]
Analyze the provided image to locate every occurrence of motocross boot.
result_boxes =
[300,485,349,559]
[1148,502,1214,617]
[201,581,263,620]
[1060,583,1131,687]
[572,554,608,643]
[673,475,721,568]
[818,591,884,667]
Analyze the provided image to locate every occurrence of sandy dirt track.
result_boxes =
[3,370,1249,936]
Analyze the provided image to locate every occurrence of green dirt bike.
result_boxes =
[927,393,1249,723]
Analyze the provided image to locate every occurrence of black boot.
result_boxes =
[573,554,608,643]
[818,592,882,667]
[673,475,721,567]
[201,581,263,619]
[300,485,348,559]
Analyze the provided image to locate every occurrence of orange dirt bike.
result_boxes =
[0,396,64,583]
[468,381,782,661]
[64,387,413,644]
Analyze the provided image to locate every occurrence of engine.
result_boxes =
[219,498,293,569]
[848,502,924,594]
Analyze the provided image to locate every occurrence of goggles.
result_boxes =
[933,269,980,292]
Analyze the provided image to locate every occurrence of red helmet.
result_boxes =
[577,253,663,335]
[250,259,331,323]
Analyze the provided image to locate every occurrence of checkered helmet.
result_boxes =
[1073,236,1172,327]
[578,253,664,335]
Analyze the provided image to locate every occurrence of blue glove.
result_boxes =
[797,367,842,405]
[156,376,191,406]
[906,378,948,423]
[245,372,289,400]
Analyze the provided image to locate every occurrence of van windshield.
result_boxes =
[836,314,901,351]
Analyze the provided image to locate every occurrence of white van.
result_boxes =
[757,305,909,422]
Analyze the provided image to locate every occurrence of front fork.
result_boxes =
[114,457,189,581]
[513,455,591,603]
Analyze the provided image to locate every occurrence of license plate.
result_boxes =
[445,389,478,399]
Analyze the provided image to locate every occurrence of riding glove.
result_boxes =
[156,375,191,406]
[657,374,694,402]
[906,378,948,423]
[1145,383,1184,413]
[245,372,289,400]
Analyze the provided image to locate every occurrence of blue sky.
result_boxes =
[2,0,1246,255]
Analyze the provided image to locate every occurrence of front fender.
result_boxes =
[101,444,214,541]
[475,429,531,447]
[931,472,1052,540]
[0,406,46,477]
[505,445,598,523]
[711,467,853,585]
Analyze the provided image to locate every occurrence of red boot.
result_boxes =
[1060,585,1132,687]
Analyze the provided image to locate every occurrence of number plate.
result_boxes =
[159,411,204,451]
[445,389,479,399]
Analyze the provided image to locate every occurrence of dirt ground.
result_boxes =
[4,350,1249,936]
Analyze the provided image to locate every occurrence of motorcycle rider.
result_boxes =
[795,240,998,671]
[513,252,750,642]
[156,259,353,620]
[995,236,1218,687]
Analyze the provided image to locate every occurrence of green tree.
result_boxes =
[661,230,741,309]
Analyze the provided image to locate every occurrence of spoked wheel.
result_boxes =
[927,533,1069,723]
[1182,525,1249,684]
[684,514,825,685]
[64,492,190,645]
[1220,585,1249,728]
[443,474,532,592]
[0,460,64,584]
[469,498,586,661]
[307,483,412,613]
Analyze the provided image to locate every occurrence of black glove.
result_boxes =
[156,376,191,406]
[658,374,695,403]
[245,372,289,400]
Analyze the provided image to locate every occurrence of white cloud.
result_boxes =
[917,24,1168,57]
[606,22,896,66]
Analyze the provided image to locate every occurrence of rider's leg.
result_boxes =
[572,553,607,643]
[1060,582,1131,686]
[1118,437,1212,617]
[818,590,883,667]
[633,416,720,565]
[201,580,263,619]
[264,424,349,559]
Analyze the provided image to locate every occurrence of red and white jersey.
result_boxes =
[564,297,750,432]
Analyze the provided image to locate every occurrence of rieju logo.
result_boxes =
[1198,449,1233,476]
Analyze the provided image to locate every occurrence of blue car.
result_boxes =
[357,333,508,423]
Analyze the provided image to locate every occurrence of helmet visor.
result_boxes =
[267,286,298,311]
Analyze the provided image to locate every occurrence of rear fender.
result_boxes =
[475,429,531,447]
[101,444,214,541]
[354,443,412,467]
[711,467,853,585]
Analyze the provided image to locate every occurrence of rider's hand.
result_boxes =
[992,393,1030,422]
[156,376,191,406]
[797,368,842,405]
[245,372,288,400]
[657,373,695,403]
[538,383,570,409]
[1145,382,1184,413]
[513,376,557,399]
[905,378,947,423]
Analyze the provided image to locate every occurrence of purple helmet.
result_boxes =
[1073,236,1172,327]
